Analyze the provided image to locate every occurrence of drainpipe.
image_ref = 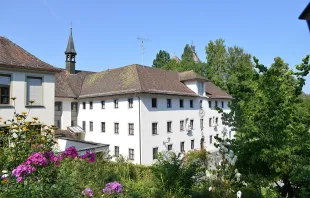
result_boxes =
[138,96,142,165]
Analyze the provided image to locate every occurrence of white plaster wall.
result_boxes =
[77,95,141,164]
[0,69,55,126]
[184,80,205,96]
[139,95,232,165]
[184,81,198,94]
[140,94,206,165]
[55,97,76,130]
[203,98,232,152]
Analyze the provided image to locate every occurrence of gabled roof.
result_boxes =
[0,36,61,73]
[55,69,93,98]
[79,65,197,98]
[179,70,206,81]
[55,64,231,99]
[205,81,232,99]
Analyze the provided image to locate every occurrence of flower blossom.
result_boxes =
[25,152,48,166]
[103,181,123,194]
[82,187,93,197]
[61,146,78,159]
[12,164,35,182]
[80,152,96,162]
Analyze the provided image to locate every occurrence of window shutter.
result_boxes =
[27,77,42,105]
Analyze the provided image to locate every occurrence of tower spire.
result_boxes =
[65,25,77,74]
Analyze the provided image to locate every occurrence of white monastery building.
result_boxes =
[0,29,232,165]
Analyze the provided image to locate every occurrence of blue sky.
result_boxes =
[2,0,310,92]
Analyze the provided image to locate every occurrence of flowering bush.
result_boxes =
[10,146,96,183]
[103,181,123,195]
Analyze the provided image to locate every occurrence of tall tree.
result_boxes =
[205,39,228,90]
[181,44,194,62]
[222,56,310,197]
[152,50,170,68]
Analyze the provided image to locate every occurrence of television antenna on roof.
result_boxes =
[137,37,150,65]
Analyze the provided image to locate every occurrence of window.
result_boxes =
[115,146,119,157]
[190,100,194,108]
[191,140,194,149]
[55,102,62,111]
[200,119,203,129]
[180,142,185,152]
[153,147,158,160]
[200,100,203,108]
[180,120,184,131]
[101,101,105,109]
[210,135,213,144]
[152,98,157,108]
[152,123,158,135]
[114,123,119,134]
[209,118,212,127]
[208,101,211,108]
[0,75,10,104]
[101,122,105,132]
[114,99,118,108]
[168,144,172,151]
[229,131,231,138]
[167,121,172,133]
[129,123,134,135]
[26,77,42,105]
[167,99,171,108]
[215,117,218,125]
[128,98,133,108]
[89,101,93,109]
[83,102,86,109]
[89,121,93,132]
[215,101,218,107]
[71,120,77,126]
[180,99,184,108]
[221,101,224,108]
[82,121,86,130]
[129,149,134,160]
[190,120,194,129]
[71,102,77,111]
[55,120,61,128]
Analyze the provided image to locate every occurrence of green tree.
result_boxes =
[206,39,228,89]
[162,59,180,71]
[152,50,170,68]
[223,56,310,197]
[181,44,195,62]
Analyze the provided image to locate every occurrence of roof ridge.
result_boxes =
[134,64,143,92]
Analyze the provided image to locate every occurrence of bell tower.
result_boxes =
[65,26,77,74]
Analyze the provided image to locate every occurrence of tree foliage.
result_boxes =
[223,56,310,197]
[152,50,170,68]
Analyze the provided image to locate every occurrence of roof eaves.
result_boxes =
[0,64,62,73]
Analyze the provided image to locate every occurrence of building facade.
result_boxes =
[0,36,60,126]
[54,29,232,165]
[0,31,232,165]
